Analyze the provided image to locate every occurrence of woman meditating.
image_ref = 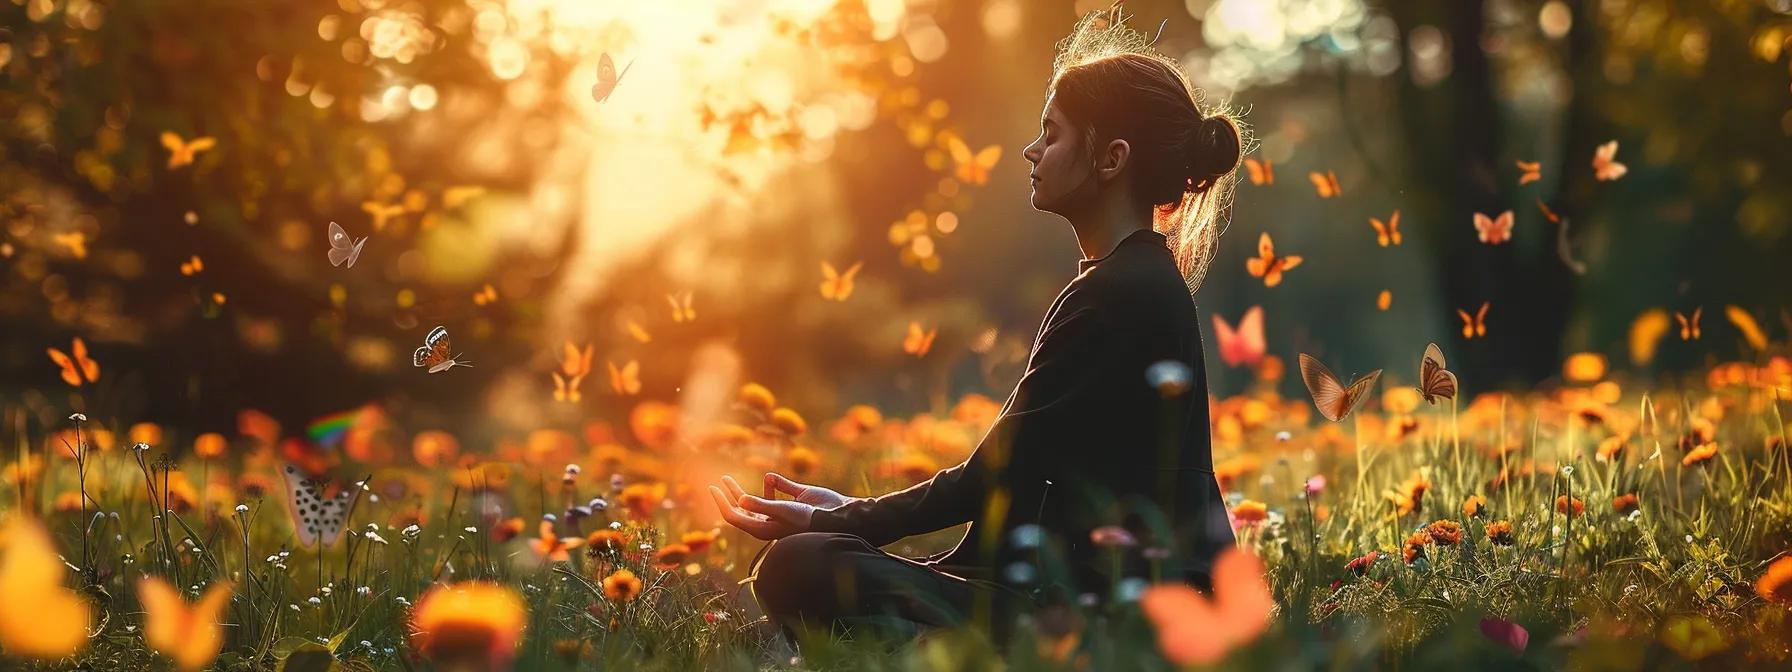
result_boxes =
[710,6,1243,642]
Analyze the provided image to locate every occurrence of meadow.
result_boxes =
[1,350,1789,670]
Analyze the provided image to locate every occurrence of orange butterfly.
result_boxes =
[903,321,937,357]
[819,261,863,301]
[527,520,584,562]
[138,576,233,671]
[46,337,100,387]
[608,359,641,395]
[1139,547,1274,666]
[1244,158,1274,185]
[362,200,405,231]
[179,255,204,276]
[52,232,87,259]
[1592,140,1627,181]
[1725,305,1768,351]
[1535,199,1560,224]
[472,284,498,306]
[1309,170,1340,198]
[1211,306,1265,368]
[1417,342,1458,405]
[1376,290,1392,311]
[947,136,1001,185]
[1516,160,1541,185]
[554,341,595,403]
[1370,210,1401,247]
[1244,232,1302,287]
[1458,302,1489,339]
[161,132,216,169]
[624,320,652,344]
[1675,307,1701,340]
[1474,210,1514,244]
[666,291,696,322]
[1298,353,1383,422]
[0,517,92,659]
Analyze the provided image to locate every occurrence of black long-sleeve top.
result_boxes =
[809,228,1236,591]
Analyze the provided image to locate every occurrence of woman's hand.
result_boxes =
[709,474,832,541]
[761,472,857,509]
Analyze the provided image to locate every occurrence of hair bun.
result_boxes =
[1189,114,1242,191]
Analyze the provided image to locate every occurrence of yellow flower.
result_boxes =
[738,383,776,414]
[769,407,808,436]
[410,582,527,670]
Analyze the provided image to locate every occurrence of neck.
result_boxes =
[1066,196,1152,261]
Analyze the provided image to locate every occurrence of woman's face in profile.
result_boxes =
[1022,95,1090,216]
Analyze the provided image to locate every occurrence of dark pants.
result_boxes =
[749,532,1025,643]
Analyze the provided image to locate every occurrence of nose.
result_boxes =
[1022,139,1041,166]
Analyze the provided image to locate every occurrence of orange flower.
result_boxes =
[628,401,680,449]
[618,482,667,519]
[1757,555,1792,605]
[412,430,460,468]
[1555,495,1585,518]
[680,529,718,554]
[1231,500,1269,526]
[410,582,527,670]
[1139,548,1273,665]
[1425,520,1463,545]
[585,529,626,552]
[738,383,776,414]
[653,543,691,570]
[164,472,200,513]
[1462,495,1487,518]
[53,490,85,513]
[193,432,227,459]
[525,429,578,468]
[786,446,820,478]
[527,521,584,562]
[1386,472,1430,517]
[769,407,807,436]
[1563,352,1607,383]
[881,454,939,483]
[602,569,642,602]
[1613,493,1639,515]
[1596,435,1627,462]
[491,517,525,543]
[1682,442,1719,467]
[1486,520,1515,546]
[1401,531,1431,564]
[129,422,164,447]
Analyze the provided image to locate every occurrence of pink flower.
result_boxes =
[1304,475,1327,495]
[1479,617,1529,654]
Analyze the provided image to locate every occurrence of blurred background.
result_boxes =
[1,0,1789,448]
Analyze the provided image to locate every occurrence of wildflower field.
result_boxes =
[5,0,1792,669]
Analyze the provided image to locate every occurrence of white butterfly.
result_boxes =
[327,221,367,268]
[279,463,367,548]
[413,325,472,373]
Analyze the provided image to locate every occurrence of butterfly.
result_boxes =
[327,221,367,268]
[179,255,204,276]
[819,261,864,301]
[1675,307,1701,340]
[1377,290,1392,311]
[903,321,938,357]
[0,517,91,659]
[1139,547,1274,666]
[161,132,216,169]
[947,136,1001,185]
[1211,306,1265,368]
[46,337,100,387]
[527,520,585,562]
[413,325,472,373]
[1308,170,1340,198]
[1474,210,1514,244]
[666,291,696,322]
[1370,210,1401,247]
[554,341,595,403]
[591,52,633,103]
[1418,342,1459,405]
[1298,354,1383,422]
[1244,232,1302,287]
[1458,302,1489,339]
[1725,305,1768,351]
[1592,140,1627,181]
[1629,309,1672,365]
[279,463,366,547]
[1535,198,1560,224]
[52,231,87,259]
[608,359,641,395]
[624,320,652,344]
[473,284,498,306]
[138,576,233,672]
[362,200,405,232]
[1244,158,1274,185]
[1516,160,1541,185]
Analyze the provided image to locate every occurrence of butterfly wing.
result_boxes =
[47,347,81,386]
[1419,343,1457,405]
[1340,369,1384,418]
[1211,314,1240,367]
[1210,548,1275,646]
[1371,218,1389,247]
[1298,354,1349,422]
[553,372,569,402]
[1475,302,1490,336]
[279,464,322,547]
[1388,211,1401,245]
[71,337,98,383]
[1228,307,1266,367]
[314,487,361,546]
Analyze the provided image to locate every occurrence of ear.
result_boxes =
[1095,138,1131,182]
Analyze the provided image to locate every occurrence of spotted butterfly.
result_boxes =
[278,463,368,548]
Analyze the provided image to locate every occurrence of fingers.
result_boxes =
[766,472,807,498]
[736,494,783,518]
[721,475,748,503]
[708,486,774,539]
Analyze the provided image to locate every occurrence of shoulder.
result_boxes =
[1077,243,1195,321]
